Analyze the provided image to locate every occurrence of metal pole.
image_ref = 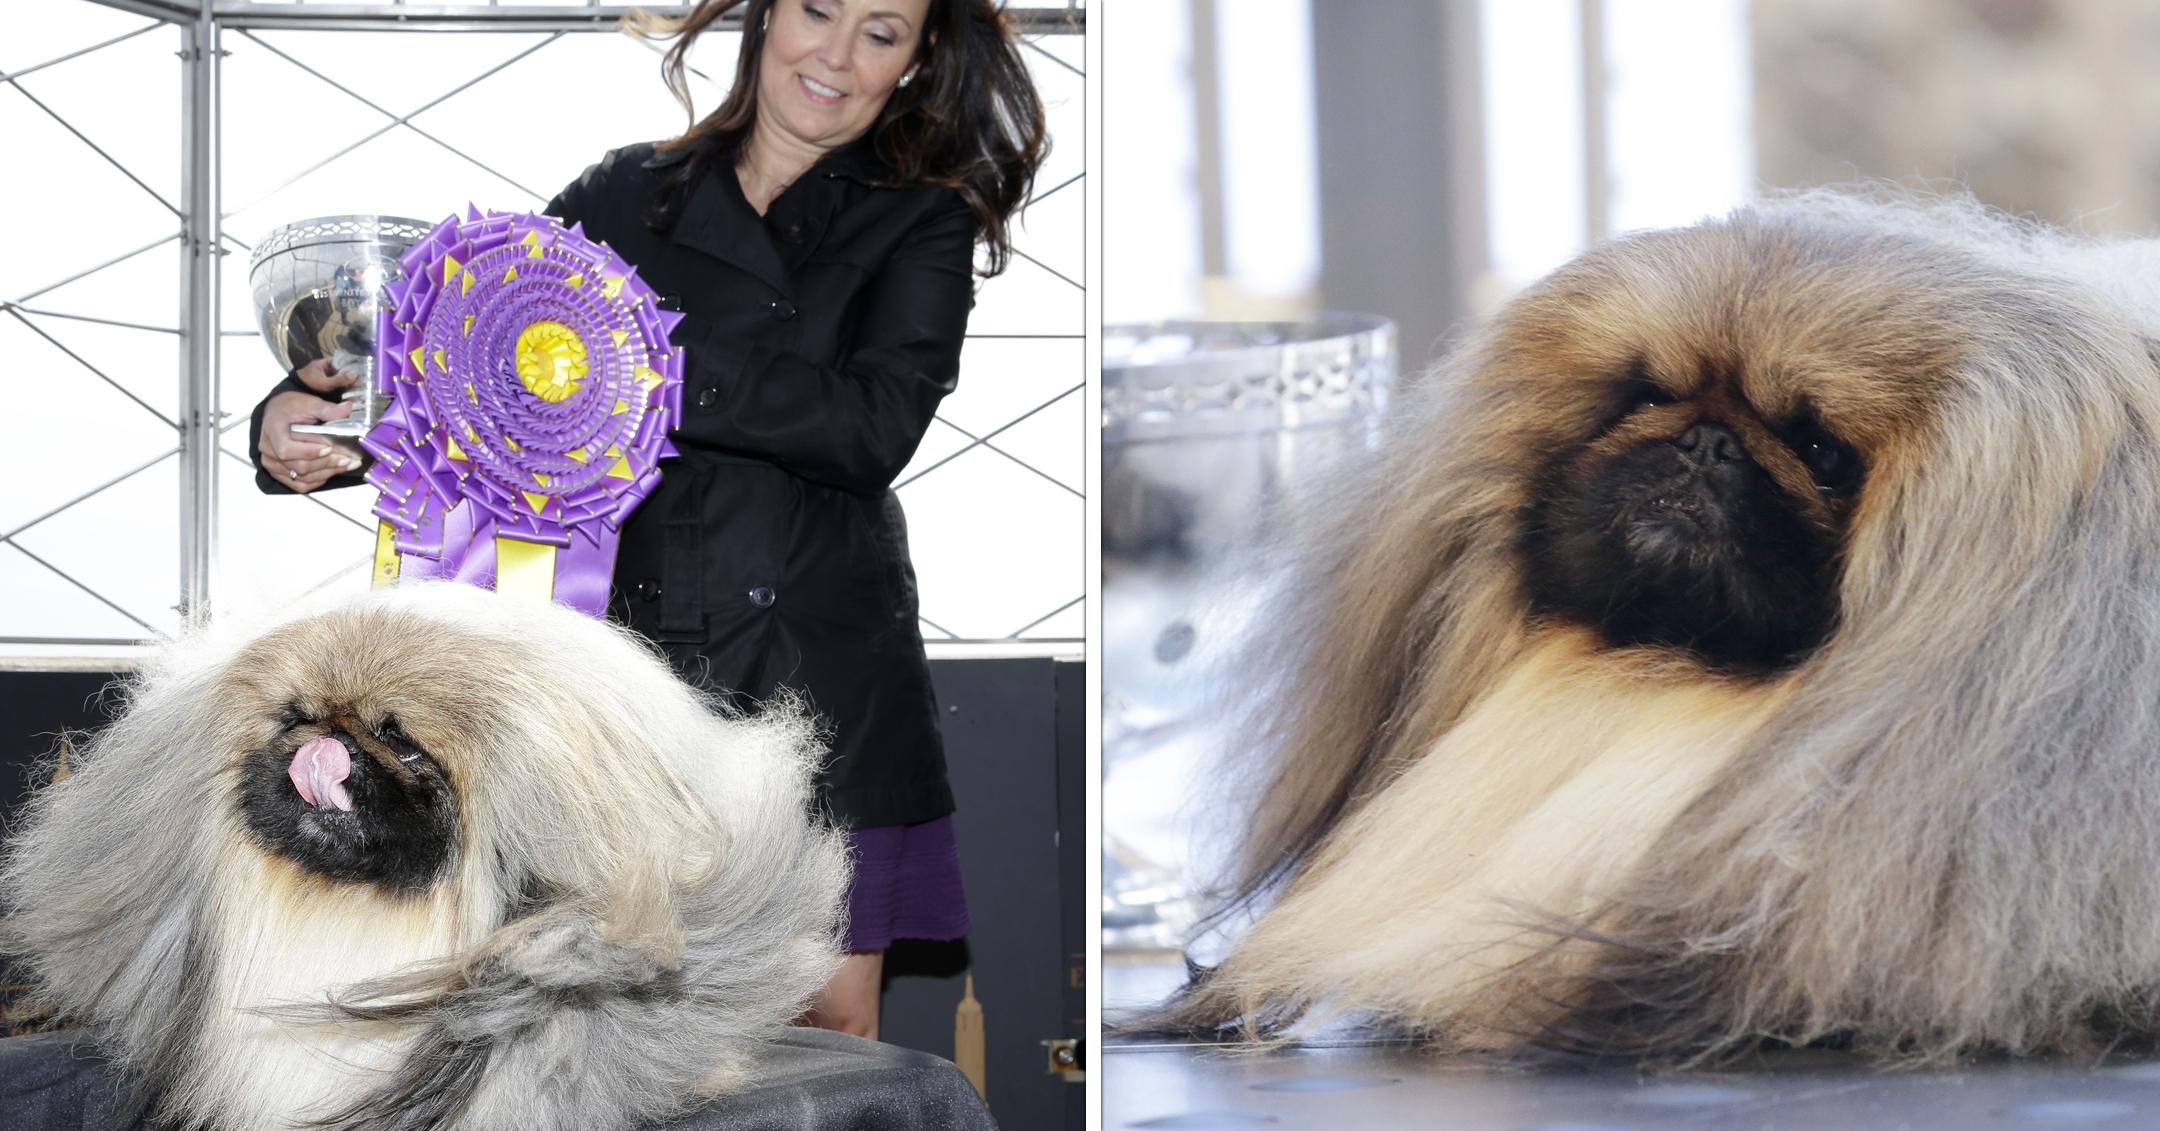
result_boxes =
[1189,0,1226,284]
[178,3,222,626]
[1311,0,1485,367]
[1580,0,1610,244]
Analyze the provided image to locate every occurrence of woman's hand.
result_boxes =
[802,950,884,1039]
[259,386,363,494]
[292,357,358,396]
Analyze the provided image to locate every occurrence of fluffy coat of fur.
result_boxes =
[1,584,848,1129]
[1160,191,2160,1063]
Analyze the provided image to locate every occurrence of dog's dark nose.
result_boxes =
[1676,421,1746,466]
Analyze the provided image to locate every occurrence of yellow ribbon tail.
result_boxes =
[373,521,401,589]
[495,536,556,602]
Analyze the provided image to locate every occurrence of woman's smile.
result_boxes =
[797,72,847,106]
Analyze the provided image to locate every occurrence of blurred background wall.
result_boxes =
[1754,0,2160,234]
[1107,0,2160,376]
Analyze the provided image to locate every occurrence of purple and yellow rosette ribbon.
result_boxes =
[363,207,684,615]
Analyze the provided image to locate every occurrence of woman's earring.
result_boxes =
[760,10,769,31]
[898,72,914,87]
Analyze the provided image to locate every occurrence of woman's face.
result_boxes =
[755,0,932,155]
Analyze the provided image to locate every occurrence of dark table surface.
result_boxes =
[0,1026,996,1131]
[1103,955,2160,1130]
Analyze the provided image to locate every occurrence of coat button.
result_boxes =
[656,293,682,312]
[768,299,796,321]
[635,578,662,602]
[748,586,776,608]
[695,386,719,409]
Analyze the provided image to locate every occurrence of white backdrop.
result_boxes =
[0,0,1083,658]
[1102,0,1749,324]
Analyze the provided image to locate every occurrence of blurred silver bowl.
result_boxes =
[1101,313,1397,951]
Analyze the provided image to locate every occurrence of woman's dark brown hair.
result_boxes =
[629,0,1050,276]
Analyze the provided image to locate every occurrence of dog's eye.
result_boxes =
[377,716,413,749]
[1621,376,1678,413]
[375,716,434,767]
[1787,422,1864,495]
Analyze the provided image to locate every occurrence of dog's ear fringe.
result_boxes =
[0,660,225,1077]
[1152,301,1576,1042]
[1108,959,1255,1044]
[1111,966,1323,1050]
[1203,359,1538,920]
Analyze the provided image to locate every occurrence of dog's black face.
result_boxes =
[1518,366,1867,673]
[239,707,458,892]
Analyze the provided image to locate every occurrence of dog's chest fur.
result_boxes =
[1220,631,1793,1036]
[180,838,470,1128]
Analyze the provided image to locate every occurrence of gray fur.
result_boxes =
[2,584,848,1128]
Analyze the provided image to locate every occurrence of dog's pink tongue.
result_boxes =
[288,737,354,812]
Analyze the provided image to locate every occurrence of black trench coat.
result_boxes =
[251,140,966,828]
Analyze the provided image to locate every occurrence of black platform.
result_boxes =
[0,1027,995,1131]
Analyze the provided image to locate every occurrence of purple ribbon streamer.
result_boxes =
[364,207,685,615]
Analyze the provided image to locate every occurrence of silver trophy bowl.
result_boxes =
[1102,313,1397,952]
[249,214,434,437]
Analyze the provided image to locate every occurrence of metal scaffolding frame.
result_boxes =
[179,2,221,624]
[3,0,1084,650]
[92,1,1082,34]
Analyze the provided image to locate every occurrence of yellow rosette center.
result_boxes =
[514,320,589,403]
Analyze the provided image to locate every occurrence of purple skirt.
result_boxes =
[843,815,970,952]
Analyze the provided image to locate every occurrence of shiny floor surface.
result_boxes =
[1103,958,2160,1131]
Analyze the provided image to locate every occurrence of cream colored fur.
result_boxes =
[191,846,467,1127]
[1210,631,1792,1041]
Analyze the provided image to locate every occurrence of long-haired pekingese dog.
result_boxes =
[1158,191,2160,1063]
[1,583,847,1129]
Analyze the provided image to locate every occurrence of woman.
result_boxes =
[252,0,1047,1039]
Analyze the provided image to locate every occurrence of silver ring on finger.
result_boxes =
[289,467,300,480]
